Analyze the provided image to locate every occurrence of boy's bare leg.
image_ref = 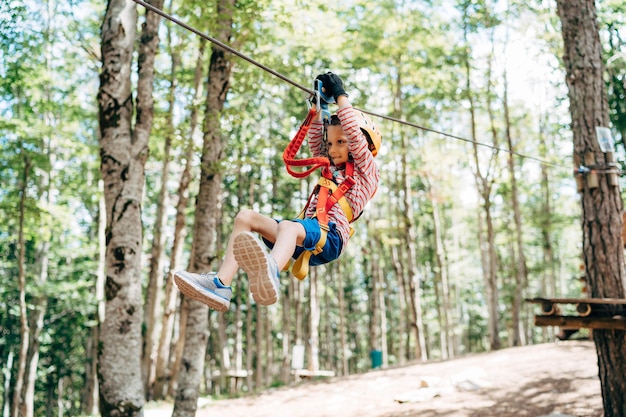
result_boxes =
[218,209,279,285]
[270,220,306,270]
[218,212,306,281]
[219,211,308,284]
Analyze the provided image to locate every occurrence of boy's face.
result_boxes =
[327,125,349,166]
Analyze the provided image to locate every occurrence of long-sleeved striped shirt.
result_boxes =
[305,104,380,249]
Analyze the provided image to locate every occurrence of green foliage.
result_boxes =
[0,0,595,410]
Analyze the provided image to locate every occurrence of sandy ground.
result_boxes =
[145,340,603,417]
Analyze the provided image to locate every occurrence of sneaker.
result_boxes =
[173,271,232,312]
[233,231,280,306]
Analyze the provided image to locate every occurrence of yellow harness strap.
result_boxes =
[291,166,356,280]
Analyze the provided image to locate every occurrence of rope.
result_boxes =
[132,0,572,171]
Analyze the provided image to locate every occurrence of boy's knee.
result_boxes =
[277,220,301,235]
[234,209,256,227]
[276,220,292,234]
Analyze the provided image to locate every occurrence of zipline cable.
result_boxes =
[132,0,572,171]
[131,0,315,95]
[359,110,566,168]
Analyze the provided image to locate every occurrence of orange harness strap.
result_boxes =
[282,108,330,178]
[290,162,356,280]
[282,109,357,279]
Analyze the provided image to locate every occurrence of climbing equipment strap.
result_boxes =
[282,101,358,280]
[282,107,330,178]
[290,162,356,280]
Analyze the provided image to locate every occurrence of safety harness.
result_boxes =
[282,106,357,280]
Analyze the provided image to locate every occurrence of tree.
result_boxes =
[12,155,30,417]
[555,1,626,415]
[172,0,235,414]
[97,0,163,414]
[461,9,501,351]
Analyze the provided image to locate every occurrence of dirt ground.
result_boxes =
[145,340,603,417]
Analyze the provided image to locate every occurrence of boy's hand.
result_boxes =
[315,72,348,102]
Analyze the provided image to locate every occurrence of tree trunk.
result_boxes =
[22,8,57,412]
[502,60,528,348]
[556,1,626,415]
[153,38,205,400]
[463,21,501,350]
[538,117,557,342]
[245,293,254,391]
[368,251,381,358]
[337,261,349,376]
[173,0,235,413]
[22,148,53,417]
[308,269,321,372]
[281,251,292,383]
[254,306,264,389]
[98,0,161,413]
[374,243,389,367]
[143,9,176,399]
[3,351,13,417]
[430,191,452,359]
[167,298,187,398]
[22,248,47,417]
[12,156,30,417]
[394,67,426,361]
[390,245,407,364]
[83,180,107,414]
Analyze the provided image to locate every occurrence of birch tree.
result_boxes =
[97,0,163,413]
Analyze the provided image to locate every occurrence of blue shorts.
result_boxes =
[263,218,343,266]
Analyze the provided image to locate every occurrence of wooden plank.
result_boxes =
[526,297,626,305]
[534,315,626,330]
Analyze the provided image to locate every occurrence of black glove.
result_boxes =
[315,72,347,102]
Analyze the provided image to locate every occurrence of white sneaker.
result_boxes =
[173,271,232,312]
[233,232,280,306]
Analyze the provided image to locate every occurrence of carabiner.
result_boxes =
[314,79,331,124]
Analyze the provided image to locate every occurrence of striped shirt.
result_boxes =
[305,104,380,248]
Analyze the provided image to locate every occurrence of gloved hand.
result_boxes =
[315,72,347,102]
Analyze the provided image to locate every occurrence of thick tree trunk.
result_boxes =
[98,0,161,413]
[172,0,234,414]
[556,1,626,415]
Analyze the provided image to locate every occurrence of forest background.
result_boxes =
[1,0,626,416]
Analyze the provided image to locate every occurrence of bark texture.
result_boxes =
[556,1,626,415]
[172,0,235,414]
[97,0,161,414]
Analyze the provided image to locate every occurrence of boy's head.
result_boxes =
[329,112,382,157]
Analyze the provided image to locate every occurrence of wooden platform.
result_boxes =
[526,297,626,330]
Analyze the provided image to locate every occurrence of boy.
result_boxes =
[174,72,381,311]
